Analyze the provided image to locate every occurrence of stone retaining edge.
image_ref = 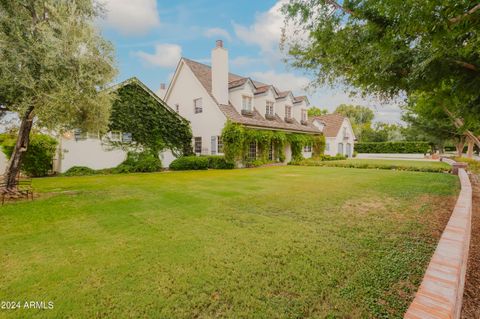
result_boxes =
[404,164,472,319]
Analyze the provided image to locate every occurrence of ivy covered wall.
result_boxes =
[221,121,325,165]
[109,80,193,157]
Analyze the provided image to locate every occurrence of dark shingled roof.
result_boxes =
[182,58,319,134]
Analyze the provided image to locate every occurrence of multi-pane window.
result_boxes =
[285,105,292,119]
[217,136,223,154]
[242,96,253,111]
[265,101,274,116]
[248,141,257,160]
[194,98,202,114]
[268,142,274,161]
[326,143,330,151]
[304,144,312,152]
[122,132,133,143]
[301,109,307,122]
[211,136,217,155]
[194,137,202,154]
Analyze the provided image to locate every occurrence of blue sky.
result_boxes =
[99,0,403,123]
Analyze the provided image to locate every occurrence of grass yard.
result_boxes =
[0,166,458,318]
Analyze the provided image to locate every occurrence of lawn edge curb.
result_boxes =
[404,160,472,319]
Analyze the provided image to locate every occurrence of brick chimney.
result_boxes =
[211,40,229,105]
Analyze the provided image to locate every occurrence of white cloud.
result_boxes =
[100,0,160,35]
[250,70,310,93]
[204,28,232,41]
[231,56,262,68]
[233,0,287,55]
[135,44,182,68]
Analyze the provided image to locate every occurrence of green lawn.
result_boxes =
[0,166,458,318]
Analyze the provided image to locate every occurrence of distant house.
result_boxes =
[53,77,189,173]
[311,114,356,157]
[163,40,321,162]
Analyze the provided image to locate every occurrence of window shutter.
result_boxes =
[211,136,217,155]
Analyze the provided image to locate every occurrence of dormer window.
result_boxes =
[194,98,202,114]
[265,101,275,119]
[301,109,307,122]
[242,96,253,111]
[285,105,292,119]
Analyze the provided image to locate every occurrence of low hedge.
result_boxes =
[169,156,209,170]
[64,166,97,176]
[206,156,235,169]
[169,155,234,170]
[290,159,450,173]
[290,154,346,165]
[355,141,430,154]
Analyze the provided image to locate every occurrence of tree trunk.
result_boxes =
[467,138,474,158]
[3,107,34,191]
[443,106,480,149]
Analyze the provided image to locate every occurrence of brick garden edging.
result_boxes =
[404,161,472,319]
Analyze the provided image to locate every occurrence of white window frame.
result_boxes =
[265,101,274,116]
[242,95,253,111]
[303,144,312,152]
[248,141,257,160]
[301,109,307,122]
[110,131,122,142]
[194,98,202,114]
[194,137,202,154]
[285,105,292,119]
[217,136,223,154]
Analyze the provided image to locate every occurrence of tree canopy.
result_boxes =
[307,106,328,117]
[334,104,374,140]
[283,1,480,119]
[0,0,117,189]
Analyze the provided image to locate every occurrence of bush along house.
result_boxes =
[163,40,327,166]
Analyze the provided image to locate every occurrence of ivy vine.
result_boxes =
[221,120,324,164]
[109,81,193,157]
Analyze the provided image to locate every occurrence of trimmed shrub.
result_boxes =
[64,166,97,176]
[169,156,209,170]
[355,141,430,153]
[115,151,162,173]
[0,133,58,177]
[204,156,234,169]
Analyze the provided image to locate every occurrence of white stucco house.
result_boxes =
[164,40,323,162]
[52,78,181,173]
[310,114,356,157]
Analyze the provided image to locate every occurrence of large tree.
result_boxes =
[0,1,116,190]
[283,0,480,144]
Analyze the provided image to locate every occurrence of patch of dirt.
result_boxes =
[414,194,457,241]
[462,173,480,319]
[341,198,390,216]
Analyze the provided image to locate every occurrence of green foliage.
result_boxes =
[454,157,480,174]
[361,122,405,142]
[221,121,246,162]
[284,1,480,120]
[64,166,97,176]
[290,154,346,165]
[0,133,57,177]
[109,80,193,157]
[312,135,326,158]
[117,151,163,173]
[355,142,430,154]
[307,107,328,117]
[169,156,209,171]
[205,156,235,169]
[0,1,116,133]
[291,158,450,173]
[287,133,314,161]
[335,105,374,140]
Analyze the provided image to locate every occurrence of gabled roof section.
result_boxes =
[107,77,187,123]
[294,95,309,105]
[311,114,349,138]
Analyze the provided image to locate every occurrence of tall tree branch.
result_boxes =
[453,60,478,72]
[324,0,354,15]
[449,3,480,24]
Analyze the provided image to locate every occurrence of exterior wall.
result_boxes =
[58,137,175,173]
[166,62,227,155]
[292,101,307,122]
[59,137,126,172]
[324,119,355,157]
[284,143,292,163]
